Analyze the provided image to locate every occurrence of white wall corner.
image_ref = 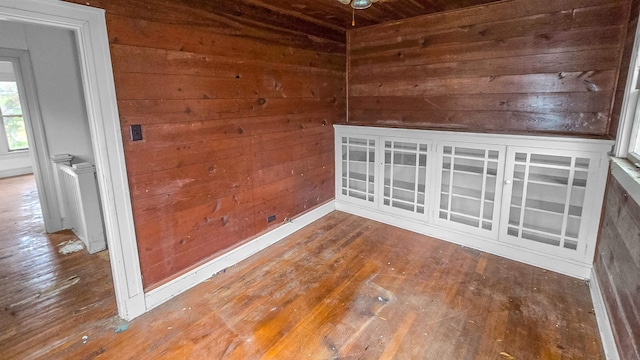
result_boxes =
[144,201,337,312]
[589,269,621,360]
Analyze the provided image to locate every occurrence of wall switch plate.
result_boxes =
[130,124,143,141]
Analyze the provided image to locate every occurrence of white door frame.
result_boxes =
[0,50,64,233]
[0,0,146,320]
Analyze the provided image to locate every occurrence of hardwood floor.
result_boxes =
[0,175,118,359]
[1,175,603,359]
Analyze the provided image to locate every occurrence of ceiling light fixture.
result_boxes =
[337,0,378,26]
[346,0,372,9]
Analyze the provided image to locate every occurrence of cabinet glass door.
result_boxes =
[380,138,431,219]
[435,143,505,238]
[339,135,377,205]
[501,149,593,255]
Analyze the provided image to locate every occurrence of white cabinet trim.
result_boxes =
[335,125,613,279]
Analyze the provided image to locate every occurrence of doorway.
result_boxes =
[0,0,145,320]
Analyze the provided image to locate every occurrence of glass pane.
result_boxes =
[0,81,28,151]
[564,239,578,250]
[392,200,414,211]
[454,147,484,158]
[3,116,29,150]
[573,171,588,187]
[450,213,479,228]
[343,137,376,202]
[0,81,23,115]
[509,206,521,225]
[350,138,366,146]
[575,158,590,169]
[394,152,416,166]
[451,196,480,217]
[530,153,571,167]
[395,141,416,151]
[382,141,430,216]
[508,227,519,237]
[522,230,560,247]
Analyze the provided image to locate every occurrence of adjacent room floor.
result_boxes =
[0,175,118,359]
[0,175,604,359]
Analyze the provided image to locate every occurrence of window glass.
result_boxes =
[0,81,28,151]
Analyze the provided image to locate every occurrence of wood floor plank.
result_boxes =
[0,175,604,359]
[0,175,118,360]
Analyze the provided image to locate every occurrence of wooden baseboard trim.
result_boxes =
[589,269,620,360]
[144,201,336,312]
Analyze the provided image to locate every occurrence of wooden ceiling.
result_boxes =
[182,0,505,44]
[262,0,505,29]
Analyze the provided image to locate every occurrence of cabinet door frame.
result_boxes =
[335,132,380,208]
[378,136,433,221]
[433,141,506,239]
[499,146,602,261]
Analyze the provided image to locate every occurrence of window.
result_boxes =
[0,61,29,153]
[0,81,28,151]
[616,21,640,163]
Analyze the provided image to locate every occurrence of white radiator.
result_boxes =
[58,162,106,253]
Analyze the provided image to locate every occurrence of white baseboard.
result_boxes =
[589,269,620,360]
[335,201,592,279]
[144,201,336,311]
[0,166,32,178]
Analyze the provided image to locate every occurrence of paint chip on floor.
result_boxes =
[58,239,84,254]
[114,321,130,333]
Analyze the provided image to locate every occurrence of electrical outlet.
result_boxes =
[130,124,143,141]
[267,214,276,223]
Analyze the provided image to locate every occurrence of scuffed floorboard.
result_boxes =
[1,175,603,359]
[0,175,118,360]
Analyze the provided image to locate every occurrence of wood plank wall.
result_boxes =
[594,175,640,360]
[347,0,631,136]
[65,0,346,289]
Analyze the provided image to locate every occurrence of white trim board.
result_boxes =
[0,0,146,320]
[335,201,593,279]
[144,201,336,311]
[610,158,640,206]
[590,269,621,360]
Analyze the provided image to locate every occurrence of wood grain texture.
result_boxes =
[63,0,345,288]
[0,175,119,359]
[8,211,604,359]
[594,174,640,360]
[347,0,630,136]
[68,0,504,36]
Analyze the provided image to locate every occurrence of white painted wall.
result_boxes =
[0,20,94,171]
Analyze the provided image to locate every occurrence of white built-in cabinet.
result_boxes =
[335,125,613,279]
